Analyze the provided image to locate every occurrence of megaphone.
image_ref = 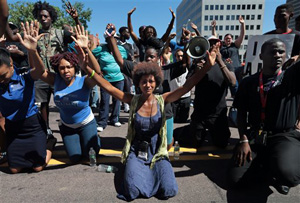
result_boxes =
[186,36,210,59]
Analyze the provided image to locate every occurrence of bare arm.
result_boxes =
[65,0,81,26]
[161,7,176,42]
[163,50,216,103]
[0,0,8,37]
[105,24,125,69]
[216,52,236,86]
[211,20,217,37]
[190,22,201,36]
[127,7,139,45]
[234,16,245,48]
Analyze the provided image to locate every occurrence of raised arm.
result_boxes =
[65,0,81,26]
[127,7,139,45]
[163,49,216,103]
[0,0,9,37]
[105,24,125,69]
[216,51,236,86]
[161,7,176,42]
[81,61,133,104]
[234,16,245,48]
[211,20,217,37]
[17,21,55,84]
[190,22,201,36]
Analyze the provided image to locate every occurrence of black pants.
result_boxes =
[190,107,231,148]
[228,130,300,188]
[172,96,191,123]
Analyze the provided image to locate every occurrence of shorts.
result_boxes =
[35,80,54,103]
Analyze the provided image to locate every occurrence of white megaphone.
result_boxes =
[186,36,210,59]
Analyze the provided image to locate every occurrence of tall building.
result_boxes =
[176,0,265,61]
[286,0,300,30]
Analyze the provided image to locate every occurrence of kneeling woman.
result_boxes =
[82,50,215,200]
[37,25,101,163]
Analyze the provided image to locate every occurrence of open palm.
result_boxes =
[72,25,89,49]
[17,21,44,51]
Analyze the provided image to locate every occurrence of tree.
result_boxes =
[8,1,92,29]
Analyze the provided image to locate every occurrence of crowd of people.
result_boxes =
[0,0,300,200]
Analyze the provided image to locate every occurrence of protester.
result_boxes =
[228,38,300,195]
[0,21,53,173]
[127,7,175,61]
[0,0,8,37]
[81,34,216,199]
[106,24,190,150]
[92,32,127,132]
[35,25,101,163]
[180,36,236,148]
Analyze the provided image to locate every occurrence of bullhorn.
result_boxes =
[185,36,210,59]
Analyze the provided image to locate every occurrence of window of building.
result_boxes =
[215,5,219,10]
[251,15,255,20]
[245,35,248,40]
[226,25,229,30]
[235,35,238,40]
[242,5,246,10]
[205,15,208,21]
[205,5,209,10]
[215,26,218,31]
[235,25,239,30]
[246,15,250,20]
[252,4,256,9]
[220,15,224,20]
[210,5,214,10]
[227,5,230,10]
[226,15,230,20]
[259,4,262,9]
[250,25,254,30]
[219,25,223,31]
[246,25,249,30]
[236,15,240,20]
[242,15,245,19]
[231,15,235,20]
[237,5,241,10]
[231,25,234,30]
[257,25,261,30]
[220,5,224,10]
[244,45,247,50]
[215,15,219,20]
[232,5,236,10]
[247,4,251,9]
[204,26,208,31]
[210,15,213,20]
[258,15,261,20]
[219,35,223,40]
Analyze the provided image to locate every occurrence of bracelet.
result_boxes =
[221,65,227,70]
[239,139,249,144]
[89,70,95,78]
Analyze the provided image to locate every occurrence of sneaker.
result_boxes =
[97,126,104,132]
[124,104,130,113]
[114,122,121,127]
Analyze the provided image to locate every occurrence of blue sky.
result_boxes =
[7,0,286,42]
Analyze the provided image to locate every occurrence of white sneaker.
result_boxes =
[97,126,104,132]
[124,103,130,112]
[114,122,121,127]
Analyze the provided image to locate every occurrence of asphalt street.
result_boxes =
[0,96,299,202]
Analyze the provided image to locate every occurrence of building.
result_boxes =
[286,0,300,30]
[176,0,265,61]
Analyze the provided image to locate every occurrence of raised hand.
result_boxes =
[190,22,197,30]
[105,23,116,37]
[211,20,216,27]
[0,34,6,47]
[169,7,176,18]
[168,33,176,40]
[128,7,136,16]
[71,25,89,49]
[239,15,245,24]
[17,20,44,51]
[65,0,79,20]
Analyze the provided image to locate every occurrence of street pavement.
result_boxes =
[1,97,299,202]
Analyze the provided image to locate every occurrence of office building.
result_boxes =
[286,0,300,30]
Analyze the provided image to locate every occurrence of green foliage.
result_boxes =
[8,1,92,29]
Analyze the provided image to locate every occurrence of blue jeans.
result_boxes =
[59,119,100,163]
[90,86,99,108]
[98,80,124,128]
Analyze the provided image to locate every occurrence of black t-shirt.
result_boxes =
[233,61,300,131]
[122,60,186,119]
[264,29,300,57]
[191,63,234,121]
[220,42,241,69]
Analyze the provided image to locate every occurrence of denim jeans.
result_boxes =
[59,118,100,163]
[98,80,124,128]
[89,86,99,108]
